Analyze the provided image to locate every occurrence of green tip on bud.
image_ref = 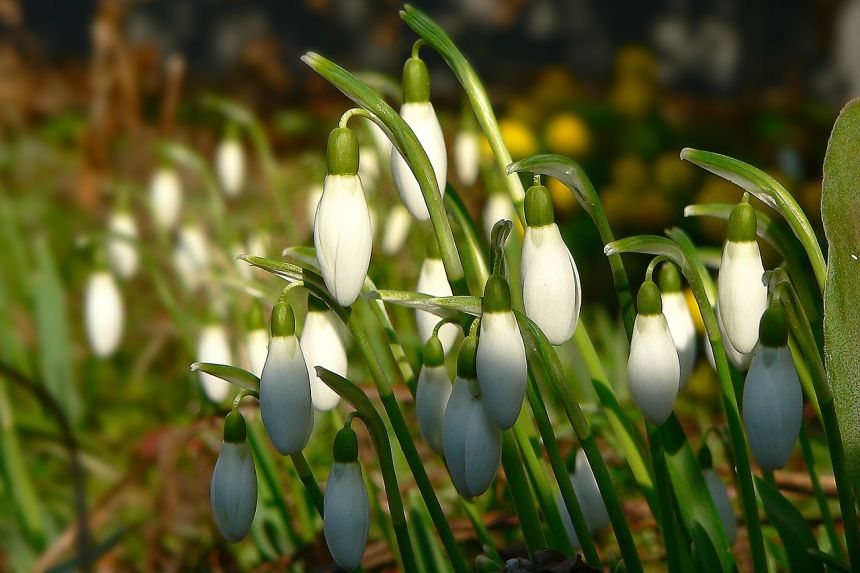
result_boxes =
[727,202,757,242]
[326,127,359,175]
[658,263,682,293]
[224,410,247,443]
[637,280,662,315]
[246,302,265,331]
[402,56,430,103]
[271,300,296,337]
[524,184,555,227]
[333,426,359,463]
[426,232,441,260]
[457,335,479,379]
[697,443,713,470]
[307,294,328,313]
[758,306,788,348]
[424,335,445,367]
[482,274,512,313]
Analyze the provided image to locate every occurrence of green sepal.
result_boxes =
[457,335,478,379]
[759,306,788,348]
[326,127,359,175]
[637,280,662,315]
[224,410,247,443]
[307,294,329,313]
[482,274,512,313]
[424,335,445,367]
[658,262,682,293]
[402,57,430,103]
[333,425,359,463]
[727,202,757,242]
[271,299,296,337]
[524,184,554,227]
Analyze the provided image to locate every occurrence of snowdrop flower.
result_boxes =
[627,280,680,424]
[314,127,372,307]
[699,445,737,544]
[415,237,460,354]
[107,211,139,279]
[443,335,502,497]
[324,426,370,570]
[245,304,269,378]
[358,145,380,191]
[365,117,392,161]
[454,129,480,186]
[174,224,209,291]
[742,307,802,471]
[306,184,323,227]
[259,299,313,454]
[482,193,516,242]
[211,411,257,542]
[558,449,611,548]
[705,303,752,372]
[476,274,528,430]
[659,263,696,388]
[718,201,767,354]
[390,50,447,221]
[416,335,452,455]
[380,204,412,255]
[197,321,233,402]
[149,166,182,230]
[215,132,245,197]
[85,270,124,357]
[301,296,347,411]
[520,182,581,345]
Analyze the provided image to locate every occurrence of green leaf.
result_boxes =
[754,476,824,573]
[369,290,481,318]
[190,362,259,392]
[821,98,860,493]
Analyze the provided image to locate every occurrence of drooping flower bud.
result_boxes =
[215,132,245,197]
[358,144,380,191]
[149,166,182,230]
[85,270,124,357]
[718,201,767,354]
[211,411,257,542]
[483,192,516,241]
[306,183,323,227]
[476,275,528,430]
[173,224,210,291]
[324,426,370,570]
[300,296,347,411]
[699,445,737,544]
[557,448,611,547]
[380,204,412,255]
[415,236,460,354]
[390,54,447,221]
[245,303,269,378]
[521,183,581,345]
[364,117,392,161]
[742,307,802,471]
[627,280,680,424]
[197,321,233,403]
[416,335,452,455]
[454,129,480,186]
[259,300,313,454]
[658,263,696,388]
[443,335,502,497]
[314,128,372,307]
[107,211,139,279]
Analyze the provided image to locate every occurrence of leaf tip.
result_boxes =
[190,362,201,372]
[679,147,694,162]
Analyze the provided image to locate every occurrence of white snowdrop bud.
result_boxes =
[627,280,680,425]
[211,411,257,542]
[742,308,802,471]
[443,336,502,497]
[174,224,210,291]
[483,193,516,241]
[476,275,528,430]
[85,270,124,357]
[454,129,480,186]
[521,184,581,345]
[324,427,370,570]
[415,237,460,354]
[658,264,696,388]
[259,301,313,454]
[314,128,372,307]
[708,303,753,371]
[107,212,139,279]
[301,297,347,411]
[390,55,447,221]
[558,448,611,547]
[718,202,767,354]
[215,136,245,197]
[358,145,380,191]
[698,444,737,544]
[149,166,182,230]
[381,204,412,256]
[416,336,452,455]
[306,184,323,227]
[365,117,392,159]
[244,304,269,378]
[197,322,233,403]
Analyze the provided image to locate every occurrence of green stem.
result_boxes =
[647,424,688,573]
[461,500,503,563]
[501,432,547,558]
[799,427,843,559]
[289,452,324,516]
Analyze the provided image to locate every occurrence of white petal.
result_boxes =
[380,204,412,255]
[390,102,447,221]
[300,310,347,411]
[246,328,269,378]
[314,175,372,306]
[715,303,752,370]
[464,397,502,497]
[454,130,480,186]
[742,346,802,470]
[704,469,737,545]
[216,139,245,197]
[416,365,452,455]
[556,483,581,549]
[483,194,516,241]
[306,184,323,227]
[573,449,610,531]
[476,311,528,430]
[718,241,767,354]
[415,258,460,353]
[365,117,392,160]
[174,226,210,291]
[661,291,697,388]
[259,336,314,454]
[85,272,124,357]
[627,314,680,424]
[324,462,370,570]
[443,377,473,495]
[521,224,581,345]
[358,145,380,191]
[211,441,257,542]
[107,213,139,279]
[197,324,233,402]
[149,167,182,230]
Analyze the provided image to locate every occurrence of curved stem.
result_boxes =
[798,426,843,559]
[501,433,547,557]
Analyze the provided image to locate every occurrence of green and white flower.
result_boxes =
[85,270,124,357]
[196,321,233,403]
[211,411,257,543]
[483,192,516,241]
[107,211,139,279]
[300,296,347,411]
[659,263,696,388]
[323,426,370,570]
[380,204,412,255]
[415,237,460,354]
[558,449,610,548]
[244,304,269,378]
[173,224,209,291]
[454,129,480,186]
[416,335,452,455]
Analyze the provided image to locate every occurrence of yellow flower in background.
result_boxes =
[499,118,538,159]
[548,177,577,214]
[684,288,705,334]
[529,67,577,109]
[615,45,657,84]
[654,151,694,195]
[545,113,591,157]
[612,155,649,190]
[610,78,654,119]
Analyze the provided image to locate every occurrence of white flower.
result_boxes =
[415,257,459,354]
[390,101,447,221]
[704,469,737,544]
[211,412,257,542]
[215,137,245,197]
[259,332,314,455]
[416,336,451,455]
[661,291,696,388]
[521,223,581,345]
[454,130,480,186]
[174,225,209,291]
[197,323,233,402]
[324,462,370,569]
[742,345,802,471]
[85,271,124,357]
[306,184,323,227]
[358,145,380,191]
[557,449,611,548]
[300,306,347,411]
[314,174,372,307]
[365,117,392,160]
[380,204,412,255]
[149,167,182,230]
[483,193,516,241]
[704,303,752,372]
[107,212,139,279]
[246,328,269,378]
